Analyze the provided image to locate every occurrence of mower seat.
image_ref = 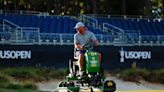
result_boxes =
[74,48,80,60]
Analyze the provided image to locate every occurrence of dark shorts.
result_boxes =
[80,50,86,55]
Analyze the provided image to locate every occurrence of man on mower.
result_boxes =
[74,22,101,74]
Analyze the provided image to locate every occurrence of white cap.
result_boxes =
[74,22,85,29]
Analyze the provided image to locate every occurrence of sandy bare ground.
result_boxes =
[37,77,164,91]
[107,77,164,90]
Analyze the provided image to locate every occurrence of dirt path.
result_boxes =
[106,77,164,90]
[37,80,61,91]
[37,77,164,91]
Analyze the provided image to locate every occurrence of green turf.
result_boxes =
[0,88,41,92]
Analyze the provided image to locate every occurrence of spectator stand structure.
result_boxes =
[0,10,164,46]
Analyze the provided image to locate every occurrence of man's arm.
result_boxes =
[94,40,99,46]
[74,44,83,50]
[90,32,100,46]
[74,34,83,50]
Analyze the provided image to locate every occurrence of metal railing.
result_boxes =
[1,19,164,46]
[1,31,164,46]
[80,14,164,46]
[84,14,164,20]
[0,10,49,16]
[3,19,40,43]
[102,23,124,35]
[102,23,125,44]
[79,14,98,29]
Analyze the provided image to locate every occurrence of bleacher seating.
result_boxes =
[0,13,79,33]
[1,13,164,36]
[0,13,106,34]
[1,13,164,45]
[97,17,164,35]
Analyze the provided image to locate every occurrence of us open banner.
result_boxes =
[0,50,31,59]
[0,45,74,68]
[119,47,152,63]
[101,46,164,70]
[0,45,163,69]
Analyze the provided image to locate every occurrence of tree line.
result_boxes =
[0,0,163,17]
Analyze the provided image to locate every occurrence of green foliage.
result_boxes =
[0,67,67,82]
[2,67,42,81]
[144,69,164,83]
[1,0,159,16]
[119,68,142,82]
[0,72,10,83]
[0,72,37,90]
[22,82,37,89]
[0,67,67,91]
[117,68,164,84]
[0,88,39,92]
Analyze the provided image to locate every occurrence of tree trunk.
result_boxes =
[93,0,97,14]
[122,0,126,15]
[146,0,151,17]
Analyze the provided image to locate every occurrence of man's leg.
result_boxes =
[78,54,83,71]
[98,53,101,63]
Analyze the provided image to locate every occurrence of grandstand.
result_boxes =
[0,10,164,46]
[96,17,164,35]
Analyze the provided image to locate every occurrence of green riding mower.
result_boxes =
[58,44,116,92]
